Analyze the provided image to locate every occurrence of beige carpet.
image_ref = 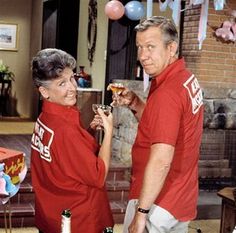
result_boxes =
[0,225,122,233]
[0,121,35,134]
[0,220,220,233]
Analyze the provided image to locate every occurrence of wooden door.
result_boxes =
[104,0,139,105]
[42,0,80,59]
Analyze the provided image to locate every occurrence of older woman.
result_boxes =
[31,48,114,233]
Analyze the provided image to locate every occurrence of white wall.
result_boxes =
[77,0,109,94]
[0,0,33,118]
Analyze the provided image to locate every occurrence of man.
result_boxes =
[112,16,204,233]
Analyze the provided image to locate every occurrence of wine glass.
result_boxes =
[107,83,125,107]
[92,104,112,130]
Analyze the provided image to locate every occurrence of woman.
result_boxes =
[31,48,114,233]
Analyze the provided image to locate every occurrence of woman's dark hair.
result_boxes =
[32,48,76,87]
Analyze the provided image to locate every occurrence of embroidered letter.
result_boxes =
[183,75,203,114]
[31,119,54,162]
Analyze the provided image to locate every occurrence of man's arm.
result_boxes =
[128,143,175,233]
[112,87,146,121]
[128,93,146,121]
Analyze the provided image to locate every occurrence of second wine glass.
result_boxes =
[92,104,112,130]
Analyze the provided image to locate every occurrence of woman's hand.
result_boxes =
[90,108,113,133]
[90,114,103,131]
[97,108,113,135]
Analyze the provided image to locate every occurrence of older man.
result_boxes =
[112,16,203,233]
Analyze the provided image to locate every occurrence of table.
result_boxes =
[0,147,27,233]
[217,187,236,233]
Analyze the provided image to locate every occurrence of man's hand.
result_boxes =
[114,88,136,107]
[107,83,145,121]
[128,212,147,233]
[107,84,136,107]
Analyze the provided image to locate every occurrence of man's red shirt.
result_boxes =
[129,58,204,221]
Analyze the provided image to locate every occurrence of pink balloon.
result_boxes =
[105,0,125,20]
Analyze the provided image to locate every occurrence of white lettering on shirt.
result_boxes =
[183,74,203,114]
[31,119,54,162]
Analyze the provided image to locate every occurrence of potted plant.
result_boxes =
[0,60,15,82]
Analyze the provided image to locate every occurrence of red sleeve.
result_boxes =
[145,89,183,146]
[53,125,106,188]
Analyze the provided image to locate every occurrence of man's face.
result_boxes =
[136,26,175,77]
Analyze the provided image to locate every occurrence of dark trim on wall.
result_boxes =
[179,0,186,59]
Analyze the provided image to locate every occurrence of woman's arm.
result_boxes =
[96,108,113,181]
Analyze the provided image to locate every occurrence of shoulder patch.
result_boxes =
[183,74,203,114]
[31,119,54,162]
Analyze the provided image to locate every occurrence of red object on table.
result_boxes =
[0,147,26,232]
[0,147,25,185]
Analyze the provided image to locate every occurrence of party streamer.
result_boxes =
[214,0,225,10]
[147,0,153,17]
[159,0,171,12]
[170,0,181,26]
[189,0,204,5]
[198,0,209,49]
[143,70,150,92]
[159,0,181,26]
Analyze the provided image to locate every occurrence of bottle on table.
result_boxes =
[232,226,236,233]
[103,227,113,233]
[61,209,71,233]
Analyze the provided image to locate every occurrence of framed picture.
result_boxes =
[0,23,18,51]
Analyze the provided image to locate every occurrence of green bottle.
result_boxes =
[103,227,113,233]
[61,209,71,233]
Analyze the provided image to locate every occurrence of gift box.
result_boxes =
[0,147,25,185]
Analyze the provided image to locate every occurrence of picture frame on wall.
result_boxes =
[0,23,18,51]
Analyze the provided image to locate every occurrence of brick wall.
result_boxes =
[182,0,236,87]
[200,129,235,178]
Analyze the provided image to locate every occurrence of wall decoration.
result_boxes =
[88,0,97,66]
[198,0,209,50]
[0,23,18,51]
[214,10,236,43]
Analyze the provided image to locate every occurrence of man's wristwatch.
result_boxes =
[137,206,150,214]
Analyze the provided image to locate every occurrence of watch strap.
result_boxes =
[137,206,150,214]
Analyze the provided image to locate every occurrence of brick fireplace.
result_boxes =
[111,80,236,190]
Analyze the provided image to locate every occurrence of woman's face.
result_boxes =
[39,67,77,107]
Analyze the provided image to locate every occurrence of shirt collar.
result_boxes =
[42,100,79,123]
[148,58,186,97]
